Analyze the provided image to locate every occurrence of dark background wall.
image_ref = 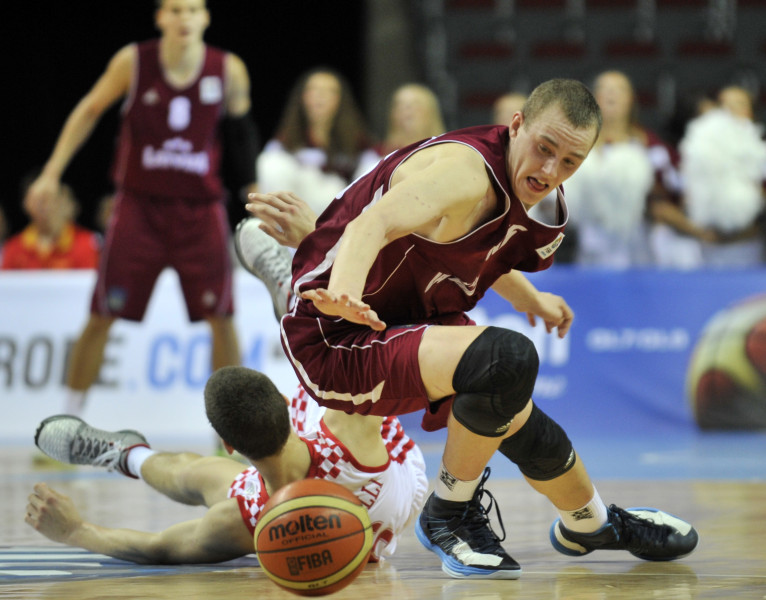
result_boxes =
[3,1,366,235]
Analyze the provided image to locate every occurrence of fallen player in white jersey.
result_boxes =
[26,366,428,564]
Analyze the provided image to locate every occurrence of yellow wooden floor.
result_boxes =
[3,446,765,600]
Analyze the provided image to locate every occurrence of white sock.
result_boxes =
[433,462,482,503]
[64,391,86,417]
[558,489,609,533]
[126,446,155,480]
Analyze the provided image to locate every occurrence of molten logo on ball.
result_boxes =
[268,514,341,542]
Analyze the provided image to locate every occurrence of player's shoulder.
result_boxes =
[223,51,250,80]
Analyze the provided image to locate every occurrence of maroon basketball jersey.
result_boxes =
[111,40,226,201]
[292,125,568,324]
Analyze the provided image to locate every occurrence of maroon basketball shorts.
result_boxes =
[281,304,473,430]
[91,192,234,322]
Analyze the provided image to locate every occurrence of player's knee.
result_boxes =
[451,327,539,437]
[497,404,575,480]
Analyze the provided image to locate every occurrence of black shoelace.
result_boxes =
[609,505,671,550]
[459,468,507,552]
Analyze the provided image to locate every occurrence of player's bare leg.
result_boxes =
[206,315,241,371]
[416,325,523,579]
[140,453,245,507]
[66,314,116,400]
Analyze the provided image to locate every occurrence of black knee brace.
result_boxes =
[451,327,539,437]
[498,403,575,480]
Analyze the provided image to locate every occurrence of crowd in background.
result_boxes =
[2,68,765,271]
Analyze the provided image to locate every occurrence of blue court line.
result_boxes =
[0,546,258,584]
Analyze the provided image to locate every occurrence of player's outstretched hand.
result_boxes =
[246,191,317,248]
[525,292,574,338]
[301,289,386,331]
[25,483,83,544]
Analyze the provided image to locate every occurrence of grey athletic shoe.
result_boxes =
[550,505,699,561]
[234,217,293,320]
[34,415,149,479]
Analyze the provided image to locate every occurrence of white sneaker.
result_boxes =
[35,415,148,479]
[234,218,293,320]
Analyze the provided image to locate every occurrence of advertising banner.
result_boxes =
[2,267,764,445]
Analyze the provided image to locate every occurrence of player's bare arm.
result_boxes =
[303,144,493,329]
[26,483,253,564]
[24,45,134,218]
[224,53,252,118]
[491,270,574,338]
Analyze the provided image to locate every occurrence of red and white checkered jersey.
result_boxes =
[228,385,428,560]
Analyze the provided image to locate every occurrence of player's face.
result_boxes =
[156,0,210,45]
[507,104,597,208]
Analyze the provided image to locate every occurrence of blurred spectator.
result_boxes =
[672,86,766,267]
[378,83,445,154]
[354,83,446,179]
[562,70,656,268]
[492,91,527,126]
[256,67,377,215]
[1,176,99,270]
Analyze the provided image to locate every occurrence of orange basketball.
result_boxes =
[254,479,373,596]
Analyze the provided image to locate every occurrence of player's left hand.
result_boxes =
[25,483,84,543]
[524,292,574,338]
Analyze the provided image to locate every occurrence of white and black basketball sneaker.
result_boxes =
[234,217,293,320]
[415,468,522,579]
[550,504,699,561]
[34,415,148,479]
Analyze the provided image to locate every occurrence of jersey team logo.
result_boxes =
[535,232,565,259]
[199,76,222,104]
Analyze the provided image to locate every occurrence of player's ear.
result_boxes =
[222,440,235,455]
[508,111,524,139]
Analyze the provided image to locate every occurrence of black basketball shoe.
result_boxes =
[415,468,522,579]
[550,504,699,561]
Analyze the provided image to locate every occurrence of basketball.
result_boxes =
[687,294,766,429]
[254,479,373,596]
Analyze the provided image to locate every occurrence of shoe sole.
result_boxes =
[549,519,592,557]
[234,218,262,278]
[34,414,85,448]
[415,520,522,580]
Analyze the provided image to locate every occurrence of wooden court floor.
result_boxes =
[2,447,765,600]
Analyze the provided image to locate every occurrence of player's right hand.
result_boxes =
[246,191,317,248]
[23,176,59,221]
[301,288,386,331]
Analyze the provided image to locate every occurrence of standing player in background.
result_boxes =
[24,0,259,424]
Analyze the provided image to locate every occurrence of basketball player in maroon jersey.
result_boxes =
[24,0,259,425]
[243,79,698,578]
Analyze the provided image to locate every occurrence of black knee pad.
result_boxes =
[451,327,539,437]
[498,403,575,480]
